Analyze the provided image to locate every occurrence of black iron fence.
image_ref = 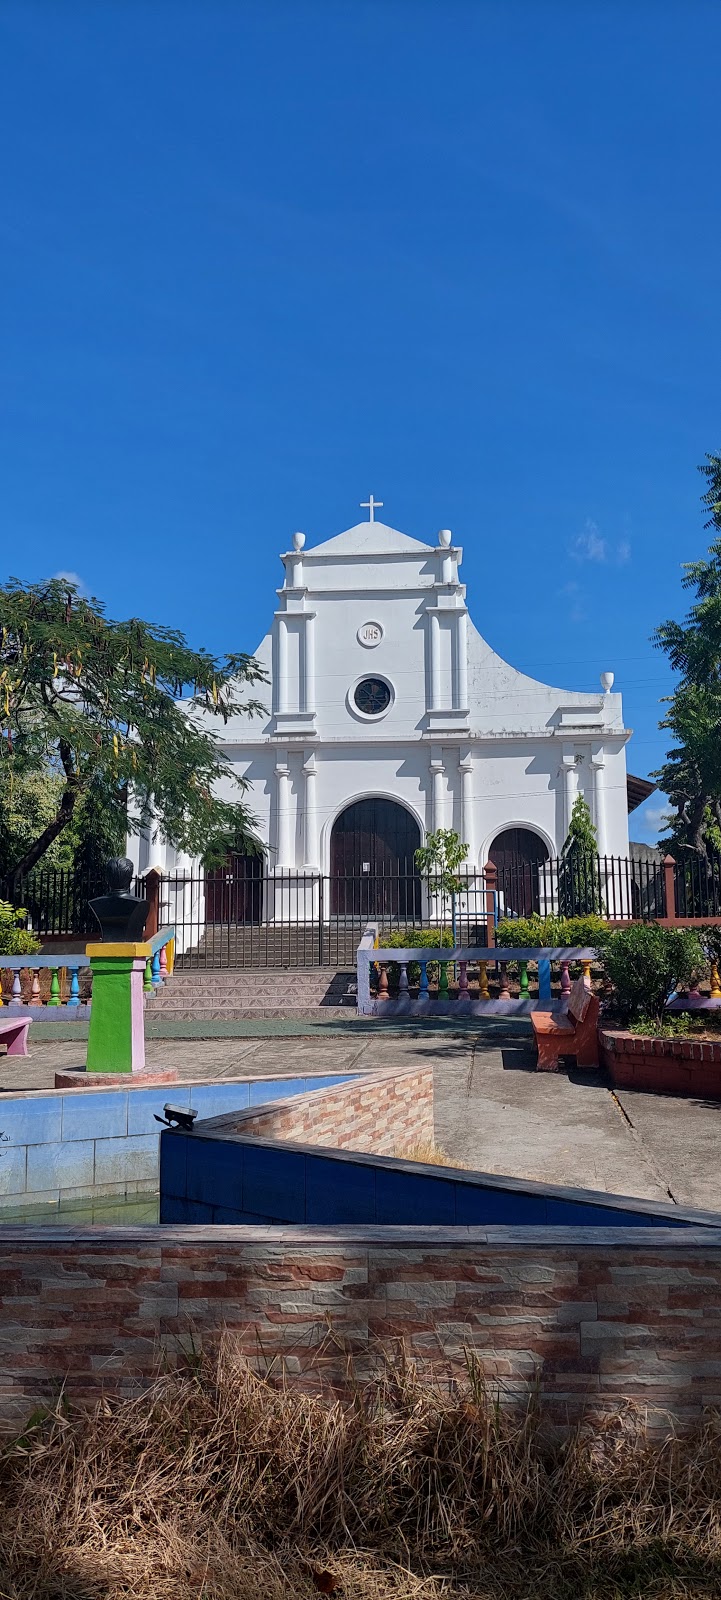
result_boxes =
[673,852,721,919]
[5,851,721,966]
[159,864,492,969]
[498,853,667,922]
[2,867,108,937]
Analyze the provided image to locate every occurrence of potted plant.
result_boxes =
[598,923,721,1095]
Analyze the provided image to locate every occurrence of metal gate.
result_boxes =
[159,865,492,968]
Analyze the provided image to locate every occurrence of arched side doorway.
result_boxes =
[205,853,263,924]
[488,827,550,918]
[330,798,422,918]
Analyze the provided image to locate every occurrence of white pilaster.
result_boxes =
[275,758,292,867]
[459,756,474,858]
[591,753,607,856]
[562,750,578,836]
[275,617,289,715]
[431,751,446,830]
[303,612,316,715]
[303,753,319,868]
[455,610,468,710]
[429,611,441,710]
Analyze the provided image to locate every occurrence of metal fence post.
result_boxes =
[484,860,497,946]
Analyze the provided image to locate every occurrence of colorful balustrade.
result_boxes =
[355,926,600,1017]
[0,928,175,1014]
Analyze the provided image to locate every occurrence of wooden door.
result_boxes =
[330,799,421,917]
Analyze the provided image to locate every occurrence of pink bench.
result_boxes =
[531,977,599,1071]
[0,1016,30,1056]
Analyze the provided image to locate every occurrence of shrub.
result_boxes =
[601,923,706,1025]
[380,927,454,985]
[496,913,608,949]
[0,900,41,956]
[699,923,721,970]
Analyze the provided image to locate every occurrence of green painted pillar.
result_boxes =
[85,942,151,1075]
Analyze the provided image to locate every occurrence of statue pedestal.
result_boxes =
[54,1066,178,1088]
[84,942,150,1075]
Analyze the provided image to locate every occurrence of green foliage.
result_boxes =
[415,829,468,890]
[0,769,76,872]
[562,794,597,856]
[628,1011,721,1039]
[414,829,468,938]
[601,923,706,1025]
[0,578,267,877]
[380,926,454,984]
[200,817,266,871]
[559,795,603,915]
[496,913,609,949]
[699,923,721,968]
[653,455,721,859]
[0,899,41,955]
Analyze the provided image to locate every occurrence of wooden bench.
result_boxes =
[0,1016,30,1057]
[531,977,599,1071]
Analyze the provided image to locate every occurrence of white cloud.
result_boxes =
[571,521,607,563]
[640,804,670,836]
[53,570,89,596]
[570,521,631,567]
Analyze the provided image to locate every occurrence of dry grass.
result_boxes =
[3,1341,721,1599]
[396,1141,468,1169]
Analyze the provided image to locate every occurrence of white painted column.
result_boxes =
[275,760,292,867]
[275,617,288,715]
[303,613,316,715]
[429,611,441,709]
[562,753,578,836]
[303,754,319,868]
[459,757,474,857]
[455,611,468,710]
[591,756,607,856]
[431,755,446,830]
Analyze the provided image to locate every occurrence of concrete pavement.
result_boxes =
[1,1024,719,1213]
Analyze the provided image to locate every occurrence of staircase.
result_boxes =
[147,968,359,1021]
[176,925,364,969]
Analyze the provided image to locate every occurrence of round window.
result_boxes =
[353,677,392,716]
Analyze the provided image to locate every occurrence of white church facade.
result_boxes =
[131,506,647,922]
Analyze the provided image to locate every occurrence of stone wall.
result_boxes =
[2,1225,721,1431]
[206,1062,434,1155]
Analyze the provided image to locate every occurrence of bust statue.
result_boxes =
[89,858,149,943]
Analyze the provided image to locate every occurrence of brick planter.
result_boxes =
[599,1027,721,1098]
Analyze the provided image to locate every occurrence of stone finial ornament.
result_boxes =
[600,671,615,694]
[438,528,452,547]
[89,858,149,942]
[292,531,306,551]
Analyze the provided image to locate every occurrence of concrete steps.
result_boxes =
[148,969,358,1021]
[176,926,362,967]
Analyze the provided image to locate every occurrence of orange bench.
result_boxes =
[531,977,599,1071]
[0,1016,30,1057]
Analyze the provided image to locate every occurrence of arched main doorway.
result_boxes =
[487,827,550,918]
[330,798,422,918]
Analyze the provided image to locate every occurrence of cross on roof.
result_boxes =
[360,495,383,523]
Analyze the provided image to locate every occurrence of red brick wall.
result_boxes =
[600,1028,721,1097]
[2,1226,721,1431]
[206,1064,434,1155]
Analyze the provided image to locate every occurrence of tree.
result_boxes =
[0,578,267,879]
[653,453,721,859]
[559,794,602,914]
[414,828,468,942]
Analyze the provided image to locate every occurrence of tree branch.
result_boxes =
[7,766,84,880]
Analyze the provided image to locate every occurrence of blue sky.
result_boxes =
[2,1,720,845]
